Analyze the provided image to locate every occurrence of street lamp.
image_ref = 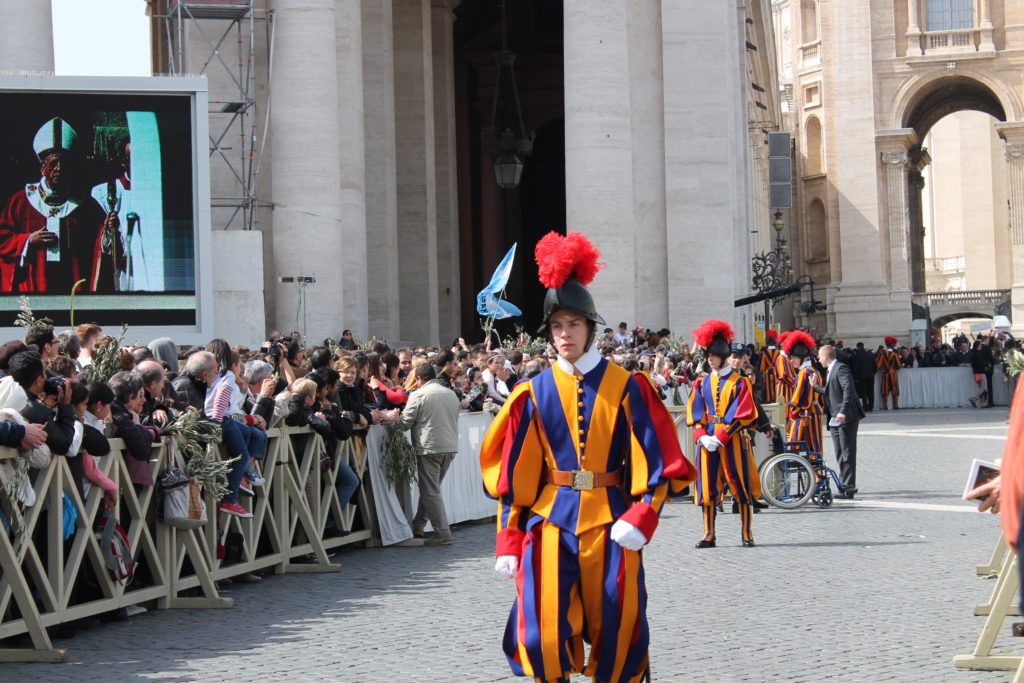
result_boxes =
[481,2,534,190]
[751,210,794,334]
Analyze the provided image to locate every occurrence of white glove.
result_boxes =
[708,435,724,450]
[610,520,648,551]
[495,554,518,579]
[698,435,719,452]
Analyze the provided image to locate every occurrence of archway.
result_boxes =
[895,76,1010,326]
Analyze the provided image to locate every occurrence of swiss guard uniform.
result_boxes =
[759,329,780,403]
[877,336,901,410]
[480,231,696,683]
[774,331,796,407]
[686,321,759,547]
[784,331,824,454]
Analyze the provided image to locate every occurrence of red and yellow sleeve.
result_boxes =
[617,375,697,542]
[686,375,708,441]
[713,376,757,444]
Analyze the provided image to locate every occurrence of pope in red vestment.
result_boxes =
[0,117,123,294]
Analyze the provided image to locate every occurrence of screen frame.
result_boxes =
[0,74,212,346]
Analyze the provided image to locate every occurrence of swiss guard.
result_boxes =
[480,231,696,683]
[759,329,780,403]
[784,330,824,454]
[774,330,795,406]
[878,336,901,410]
[686,320,760,548]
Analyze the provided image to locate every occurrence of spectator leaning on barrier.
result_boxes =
[136,359,170,427]
[172,350,217,413]
[108,370,159,489]
[393,362,461,546]
[242,358,288,428]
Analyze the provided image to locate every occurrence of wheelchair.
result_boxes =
[759,440,852,509]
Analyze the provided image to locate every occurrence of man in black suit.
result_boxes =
[814,344,865,498]
[850,342,876,412]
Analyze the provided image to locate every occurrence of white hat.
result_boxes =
[32,117,78,161]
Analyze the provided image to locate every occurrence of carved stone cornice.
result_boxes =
[881,150,909,167]
[1006,143,1024,162]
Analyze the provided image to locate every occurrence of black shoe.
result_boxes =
[731,501,739,514]
[753,500,769,509]
[694,540,716,549]
[742,540,756,548]
[842,488,858,499]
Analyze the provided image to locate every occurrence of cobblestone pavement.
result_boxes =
[4,408,1019,682]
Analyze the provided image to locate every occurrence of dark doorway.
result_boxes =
[453,0,565,342]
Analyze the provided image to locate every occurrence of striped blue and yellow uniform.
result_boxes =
[787,362,824,454]
[480,357,695,683]
[760,347,779,403]
[685,368,759,542]
[774,349,795,406]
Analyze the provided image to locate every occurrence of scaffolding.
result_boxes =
[155,1,265,231]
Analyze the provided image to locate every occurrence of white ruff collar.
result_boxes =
[555,347,601,376]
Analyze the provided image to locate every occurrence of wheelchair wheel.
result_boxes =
[759,454,816,509]
[816,489,832,508]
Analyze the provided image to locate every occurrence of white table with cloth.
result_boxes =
[871,364,1010,409]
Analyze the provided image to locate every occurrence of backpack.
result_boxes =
[98,515,137,585]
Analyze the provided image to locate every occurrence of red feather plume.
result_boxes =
[766,329,778,341]
[535,231,605,289]
[782,330,816,355]
[884,336,898,346]
[692,319,734,349]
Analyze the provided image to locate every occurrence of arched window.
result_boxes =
[805,115,823,175]
[925,0,972,31]
[802,0,818,43]
[806,199,828,260]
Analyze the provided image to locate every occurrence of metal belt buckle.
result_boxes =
[571,470,594,491]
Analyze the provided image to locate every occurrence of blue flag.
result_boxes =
[476,244,522,320]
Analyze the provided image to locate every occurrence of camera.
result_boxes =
[264,338,281,359]
[43,375,64,396]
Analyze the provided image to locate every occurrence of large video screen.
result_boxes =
[0,89,197,326]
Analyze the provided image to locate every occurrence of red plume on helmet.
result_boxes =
[884,335,898,346]
[535,231,605,289]
[766,329,778,342]
[782,330,816,355]
[693,319,734,349]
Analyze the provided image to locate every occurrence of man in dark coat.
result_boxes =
[814,344,865,498]
[850,342,876,412]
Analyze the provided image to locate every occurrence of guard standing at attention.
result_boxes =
[686,320,760,548]
[785,331,824,454]
[480,231,696,683]
[878,336,901,410]
[759,329,780,404]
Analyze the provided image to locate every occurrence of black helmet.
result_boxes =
[538,279,606,333]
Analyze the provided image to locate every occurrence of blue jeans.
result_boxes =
[220,418,252,504]
[336,460,360,508]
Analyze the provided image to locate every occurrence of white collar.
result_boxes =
[556,346,601,376]
[767,346,776,350]
[712,366,733,378]
[800,359,813,369]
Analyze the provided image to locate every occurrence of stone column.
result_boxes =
[0,0,53,71]
[393,0,439,346]
[628,0,669,328]
[979,0,995,52]
[336,0,369,340]
[662,0,748,336]
[907,146,930,294]
[269,0,345,342]
[362,0,401,340]
[905,0,923,56]
[997,122,1024,335]
[431,0,460,343]
[564,0,637,325]
[876,129,916,295]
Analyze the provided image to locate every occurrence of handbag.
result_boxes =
[319,450,333,474]
[160,442,208,529]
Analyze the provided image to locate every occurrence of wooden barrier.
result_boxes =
[977,532,1009,578]
[0,426,372,662]
[954,542,1022,673]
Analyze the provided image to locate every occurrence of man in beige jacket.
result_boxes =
[399,363,461,545]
